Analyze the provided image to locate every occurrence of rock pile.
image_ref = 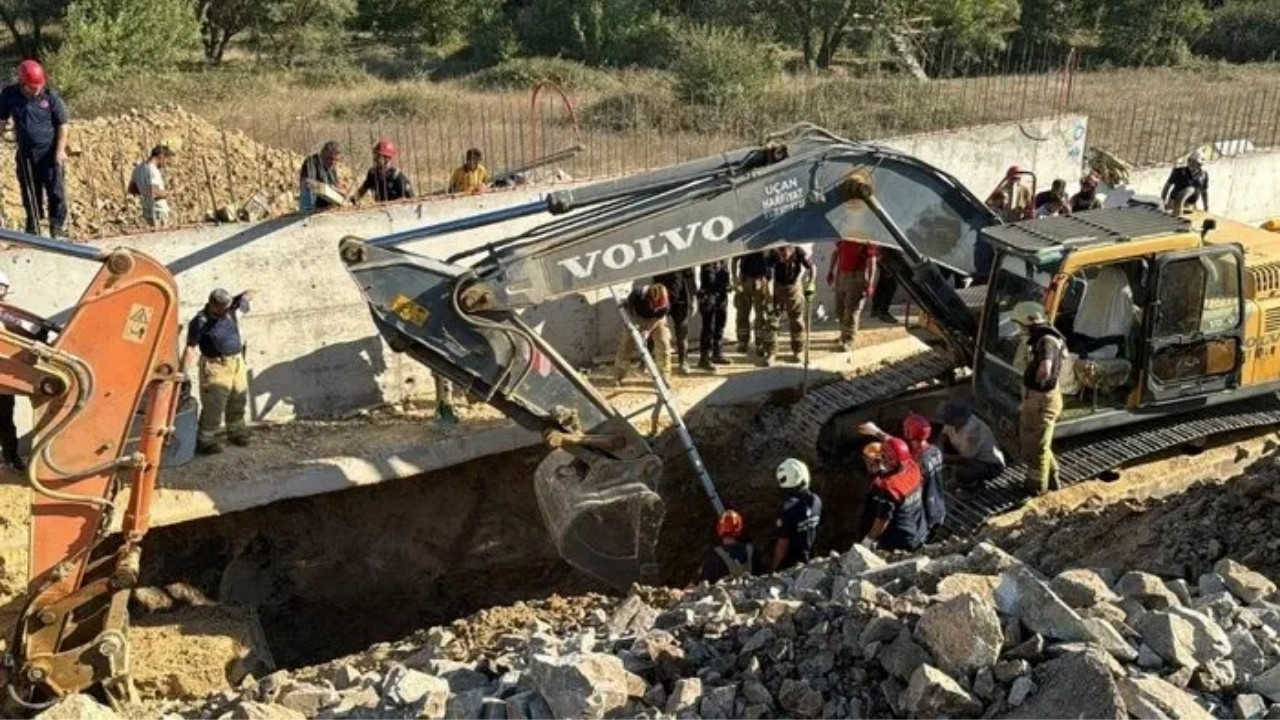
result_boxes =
[0,106,313,239]
[53,546,1280,719]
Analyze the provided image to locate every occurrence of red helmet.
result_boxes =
[17,60,44,88]
[902,413,931,443]
[716,510,744,540]
[374,138,397,159]
[884,437,913,467]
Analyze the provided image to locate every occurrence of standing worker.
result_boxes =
[733,251,773,358]
[654,268,697,375]
[1012,301,1065,496]
[768,245,815,365]
[696,260,731,371]
[771,457,822,572]
[857,439,927,552]
[698,510,761,583]
[182,289,254,455]
[869,252,899,325]
[129,145,174,228]
[1162,152,1209,215]
[299,140,344,212]
[351,138,413,204]
[827,238,877,352]
[449,148,490,194]
[614,283,671,383]
[0,60,69,237]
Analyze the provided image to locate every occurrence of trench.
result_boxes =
[137,406,866,670]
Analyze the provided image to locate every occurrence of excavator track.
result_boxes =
[944,395,1280,534]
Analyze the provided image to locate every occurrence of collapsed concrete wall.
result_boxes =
[3,116,1094,424]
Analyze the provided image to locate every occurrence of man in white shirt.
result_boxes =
[939,401,1006,484]
[129,145,173,227]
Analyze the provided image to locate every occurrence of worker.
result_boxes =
[769,245,815,364]
[861,413,947,539]
[299,140,344,212]
[1163,152,1209,215]
[696,259,731,371]
[771,457,822,572]
[939,400,1006,484]
[734,251,774,358]
[449,147,490,194]
[352,138,413,204]
[182,288,254,455]
[1034,179,1070,218]
[1069,173,1103,213]
[1012,301,1066,496]
[827,238,877,352]
[615,283,671,382]
[857,438,927,552]
[129,144,174,227]
[986,189,1020,224]
[699,510,761,583]
[869,252,899,324]
[654,268,697,375]
[0,60,69,237]
[990,166,1033,220]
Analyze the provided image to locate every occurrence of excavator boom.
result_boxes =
[0,234,182,710]
[341,125,997,587]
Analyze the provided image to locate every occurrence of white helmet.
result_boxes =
[776,457,810,490]
[1010,301,1047,326]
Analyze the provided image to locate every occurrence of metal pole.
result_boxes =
[610,287,725,516]
[368,199,550,248]
[0,227,106,261]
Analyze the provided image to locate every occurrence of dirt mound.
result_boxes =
[0,106,313,239]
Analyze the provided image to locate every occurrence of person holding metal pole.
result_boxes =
[0,60,70,238]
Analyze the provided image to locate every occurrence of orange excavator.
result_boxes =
[0,232,182,710]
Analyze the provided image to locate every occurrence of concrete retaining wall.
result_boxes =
[4,116,1096,425]
[1125,150,1280,223]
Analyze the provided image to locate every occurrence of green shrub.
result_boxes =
[52,0,200,95]
[512,0,667,67]
[466,57,621,92]
[1196,1,1280,63]
[671,26,779,108]
[580,84,678,131]
[1099,0,1209,67]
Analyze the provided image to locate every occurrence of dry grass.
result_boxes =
[65,60,1280,193]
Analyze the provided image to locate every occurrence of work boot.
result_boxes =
[875,309,899,324]
[197,441,223,456]
[698,355,715,372]
[679,359,691,376]
[736,341,748,354]
[760,352,775,367]
[711,352,731,365]
[228,434,252,448]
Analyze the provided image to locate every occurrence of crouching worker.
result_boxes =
[860,413,947,540]
[939,401,1006,484]
[857,438,927,552]
[614,283,671,383]
[698,510,761,584]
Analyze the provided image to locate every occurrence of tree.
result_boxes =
[354,0,468,47]
[249,0,356,67]
[1100,0,1209,66]
[53,0,199,90]
[0,0,67,56]
[198,0,258,65]
[512,0,667,66]
[1196,0,1280,63]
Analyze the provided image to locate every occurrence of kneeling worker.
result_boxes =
[858,438,927,552]
[699,510,761,583]
[772,458,822,572]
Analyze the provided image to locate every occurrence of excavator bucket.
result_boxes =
[534,449,664,590]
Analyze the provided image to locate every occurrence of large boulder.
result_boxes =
[1002,651,1125,719]
[935,573,1000,606]
[915,592,1003,677]
[902,665,983,719]
[665,677,702,716]
[1136,608,1232,670]
[1215,559,1277,604]
[383,664,450,717]
[841,544,886,576]
[1081,617,1139,662]
[996,566,1092,642]
[879,630,933,681]
[1051,569,1121,608]
[1116,572,1182,610]
[529,653,634,719]
[1249,662,1280,702]
[1118,675,1213,719]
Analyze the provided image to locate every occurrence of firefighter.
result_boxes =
[0,60,69,237]
[734,251,773,358]
[768,245,815,365]
[771,457,822,572]
[352,138,413,203]
[860,412,946,540]
[654,268,697,375]
[858,438,927,552]
[182,288,254,455]
[1012,301,1066,496]
[614,283,671,382]
[697,260,732,371]
[698,509,761,583]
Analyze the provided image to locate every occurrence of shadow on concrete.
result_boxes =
[249,337,388,421]
[167,215,307,276]
[519,294,597,367]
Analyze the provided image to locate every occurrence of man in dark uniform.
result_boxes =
[182,288,254,455]
[1013,301,1066,496]
[1163,152,1209,215]
[769,245,815,364]
[697,260,731,371]
[870,251,899,324]
[771,457,822,572]
[699,510,761,583]
[654,268,697,375]
[299,140,343,212]
[734,251,773,356]
[351,138,412,204]
[0,60,69,237]
[857,438,927,552]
